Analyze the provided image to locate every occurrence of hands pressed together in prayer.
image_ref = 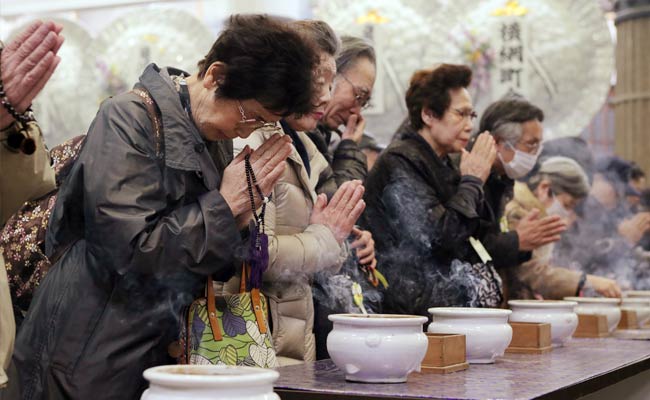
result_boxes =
[310,180,366,244]
[516,208,568,251]
[310,180,377,268]
[618,212,650,245]
[1,20,64,129]
[460,131,497,183]
[221,134,293,228]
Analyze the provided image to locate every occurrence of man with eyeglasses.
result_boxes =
[306,35,377,196]
[475,98,568,303]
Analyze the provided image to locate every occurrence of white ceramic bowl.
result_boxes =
[620,298,650,327]
[508,300,578,347]
[327,314,428,383]
[427,307,512,364]
[141,365,279,400]
[623,290,650,299]
[564,297,621,333]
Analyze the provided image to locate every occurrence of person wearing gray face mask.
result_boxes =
[467,98,567,303]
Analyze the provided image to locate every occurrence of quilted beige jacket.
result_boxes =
[234,127,346,365]
[504,182,580,300]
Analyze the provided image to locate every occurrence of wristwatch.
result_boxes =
[576,272,588,296]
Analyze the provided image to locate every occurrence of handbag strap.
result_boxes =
[132,87,165,169]
[240,262,268,334]
[251,288,268,334]
[240,262,248,293]
[206,275,223,341]
[205,262,268,341]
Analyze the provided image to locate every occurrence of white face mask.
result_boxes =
[498,142,543,179]
[546,196,571,219]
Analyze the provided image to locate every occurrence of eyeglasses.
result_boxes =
[236,101,275,133]
[512,139,543,154]
[452,108,478,121]
[339,74,372,109]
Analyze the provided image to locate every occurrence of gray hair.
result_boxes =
[528,156,590,199]
[292,20,340,57]
[336,35,376,74]
[479,98,544,144]
[492,121,523,144]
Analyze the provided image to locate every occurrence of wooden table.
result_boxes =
[274,337,650,400]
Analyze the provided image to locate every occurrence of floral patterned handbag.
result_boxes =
[179,152,277,368]
[180,262,277,368]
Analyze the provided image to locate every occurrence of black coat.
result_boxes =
[481,173,532,267]
[361,133,521,317]
[306,124,367,197]
[12,65,242,400]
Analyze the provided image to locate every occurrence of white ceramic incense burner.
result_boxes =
[620,297,650,327]
[327,314,428,383]
[508,300,578,346]
[427,307,512,364]
[564,297,621,333]
[140,365,279,400]
[623,290,650,299]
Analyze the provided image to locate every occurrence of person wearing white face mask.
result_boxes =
[498,140,544,180]
[504,157,622,300]
[469,98,568,304]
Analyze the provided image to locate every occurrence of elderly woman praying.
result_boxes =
[12,15,319,399]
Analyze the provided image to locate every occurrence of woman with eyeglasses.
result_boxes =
[361,64,505,317]
[233,20,369,365]
[306,35,376,195]
[10,15,319,399]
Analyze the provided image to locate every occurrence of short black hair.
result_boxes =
[197,14,318,116]
[405,64,472,131]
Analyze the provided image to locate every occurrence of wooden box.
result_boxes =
[573,314,609,338]
[506,322,553,354]
[419,333,469,374]
[617,309,639,330]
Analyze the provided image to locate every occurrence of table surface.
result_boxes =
[274,337,650,400]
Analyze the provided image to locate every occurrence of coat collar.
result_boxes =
[513,181,547,217]
[401,131,459,173]
[287,146,317,203]
[137,64,220,189]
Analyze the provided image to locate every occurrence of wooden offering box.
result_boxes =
[573,314,609,338]
[506,322,553,354]
[420,333,469,374]
[617,309,638,330]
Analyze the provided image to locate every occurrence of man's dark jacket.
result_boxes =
[306,124,367,197]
